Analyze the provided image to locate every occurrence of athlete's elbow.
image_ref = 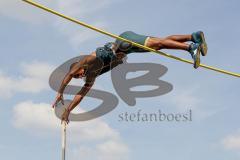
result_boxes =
[75,94,83,100]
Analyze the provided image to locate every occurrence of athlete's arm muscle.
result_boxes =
[58,67,79,94]
[52,62,81,108]
[65,82,94,112]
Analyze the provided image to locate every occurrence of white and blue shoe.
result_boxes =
[192,31,208,56]
[189,43,201,69]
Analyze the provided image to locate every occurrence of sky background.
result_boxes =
[0,0,240,160]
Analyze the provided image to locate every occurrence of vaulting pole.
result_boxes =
[22,0,240,78]
[61,122,66,160]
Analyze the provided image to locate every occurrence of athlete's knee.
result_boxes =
[147,37,164,50]
[165,35,175,40]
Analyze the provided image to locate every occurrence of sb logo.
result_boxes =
[49,56,173,121]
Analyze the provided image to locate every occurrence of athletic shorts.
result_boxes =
[95,43,117,75]
[115,31,149,54]
[96,43,115,64]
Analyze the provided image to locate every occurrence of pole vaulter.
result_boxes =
[22,1,240,160]
[22,0,240,78]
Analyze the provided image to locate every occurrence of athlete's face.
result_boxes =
[73,68,85,79]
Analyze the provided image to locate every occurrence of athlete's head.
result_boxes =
[70,62,85,79]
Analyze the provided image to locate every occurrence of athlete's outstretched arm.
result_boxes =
[61,82,94,123]
[52,64,81,108]
[67,83,93,111]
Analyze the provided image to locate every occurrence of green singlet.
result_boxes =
[115,31,149,54]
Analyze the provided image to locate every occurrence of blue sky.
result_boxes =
[0,0,240,160]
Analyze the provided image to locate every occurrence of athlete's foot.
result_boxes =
[192,31,208,56]
[189,43,201,69]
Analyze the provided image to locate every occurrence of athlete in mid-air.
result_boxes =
[52,31,208,123]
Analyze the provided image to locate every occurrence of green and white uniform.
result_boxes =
[115,31,149,54]
[95,31,149,74]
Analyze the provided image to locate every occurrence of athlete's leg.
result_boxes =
[146,37,190,51]
[165,32,208,56]
[165,35,192,42]
[145,37,201,69]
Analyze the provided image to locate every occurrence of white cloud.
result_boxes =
[13,101,58,132]
[169,86,200,111]
[55,0,113,49]
[12,101,119,140]
[0,0,114,47]
[96,140,129,160]
[0,72,15,98]
[222,131,240,151]
[56,20,108,49]
[0,61,55,98]
[58,0,112,17]
[12,100,129,159]
[70,140,129,160]
[0,0,56,24]
[161,86,224,120]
